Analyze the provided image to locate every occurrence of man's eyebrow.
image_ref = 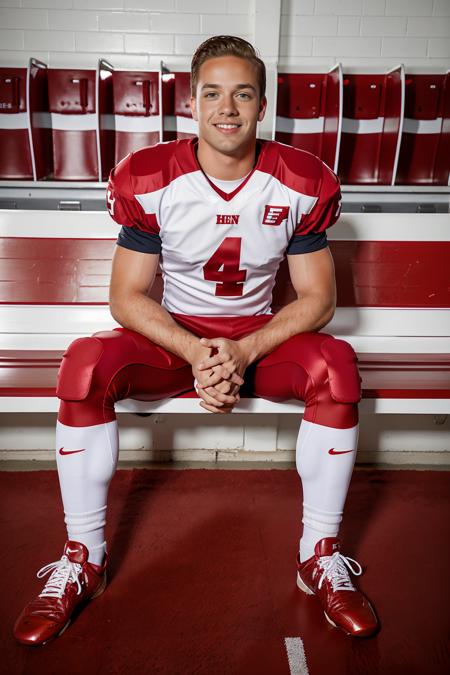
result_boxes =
[200,83,257,93]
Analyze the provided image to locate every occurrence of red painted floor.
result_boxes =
[1,468,449,675]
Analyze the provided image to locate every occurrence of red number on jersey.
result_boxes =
[203,237,247,297]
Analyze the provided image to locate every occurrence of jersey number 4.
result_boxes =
[203,237,247,297]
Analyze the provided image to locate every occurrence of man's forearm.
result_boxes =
[110,292,200,362]
[239,295,335,364]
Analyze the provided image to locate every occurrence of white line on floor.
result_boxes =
[284,637,309,675]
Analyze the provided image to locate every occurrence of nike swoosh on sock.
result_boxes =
[328,448,354,455]
[59,447,86,456]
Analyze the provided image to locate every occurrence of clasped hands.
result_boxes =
[190,337,251,413]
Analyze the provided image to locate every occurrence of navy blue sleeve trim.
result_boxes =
[286,231,328,255]
[116,225,162,254]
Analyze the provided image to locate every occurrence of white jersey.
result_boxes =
[106,138,341,316]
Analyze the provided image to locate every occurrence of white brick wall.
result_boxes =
[314,35,381,57]
[315,0,363,15]
[385,0,433,16]
[1,7,47,29]
[361,0,386,16]
[433,0,450,15]
[201,13,252,34]
[280,15,338,35]
[24,30,76,52]
[49,10,98,31]
[124,32,173,54]
[280,34,313,56]
[279,0,450,68]
[338,16,361,34]
[407,17,450,37]
[281,0,315,14]
[99,10,149,32]
[360,16,407,35]
[429,38,450,57]
[0,29,24,49]
[152,13,199,34]
[381,36,427,57]
[228,0,251,15]
[0,0,254,68]
[0,0,449,69]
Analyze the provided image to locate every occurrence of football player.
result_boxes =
[14,36,378,645]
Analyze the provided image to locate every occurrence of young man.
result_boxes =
[14,36,378,645]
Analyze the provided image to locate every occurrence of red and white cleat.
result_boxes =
[296,537,378,637]
[14,541,107,646]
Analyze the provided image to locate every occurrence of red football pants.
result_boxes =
[57,314,361,429]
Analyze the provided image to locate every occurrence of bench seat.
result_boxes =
[1,350,449,415]
[1,209,449,418]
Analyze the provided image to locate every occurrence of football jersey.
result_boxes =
[106,138,341,317]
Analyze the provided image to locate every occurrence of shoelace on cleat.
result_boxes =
[317,552,363,592]
[37,555,83,599]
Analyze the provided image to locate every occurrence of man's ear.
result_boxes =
[190,96,198,121]
[258,96,267,122]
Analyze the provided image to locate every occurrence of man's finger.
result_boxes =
[229,372,245,386]
[214,379,241,397]
[203,386,238,405]
[198,387,228,409]
[216,366,232,380]
[199,400,223,413]
[228,384,241,397]
[200,337,224,349]
[198,353,230,370]
[203,386,238,407]
[196,370,223,388]
[218,367,245,384]
[199,400,233,414]
[207,367,243,386]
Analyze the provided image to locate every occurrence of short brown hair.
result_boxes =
[191,35,266,100]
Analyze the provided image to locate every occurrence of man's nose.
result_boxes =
[219,94,238,115]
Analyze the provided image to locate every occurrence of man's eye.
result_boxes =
[205,92,217,98]
[237,93,251,99]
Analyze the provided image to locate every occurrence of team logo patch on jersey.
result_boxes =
[216,214,240,225]
[262,205,290,226]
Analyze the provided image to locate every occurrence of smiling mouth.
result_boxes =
[214,123,241,130]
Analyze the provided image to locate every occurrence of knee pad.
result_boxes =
[319,336,361,404]
[56,336,104,401]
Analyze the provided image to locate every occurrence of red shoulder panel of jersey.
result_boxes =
[296,163,341,236]
[107,154,158,234]
[258,140,331,196]
[128,138,198,195]
[106,139,198,234]
[258,141,341,236]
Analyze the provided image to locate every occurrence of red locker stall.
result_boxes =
[112,69,161,164]
[275,64,342,172]
[0,67,33,179]
[0,59,52,180]
[99,62,162,179]
[162,71,197,140]
[338,66,404,185]
[47,68,100,181]
[396,72,450,185]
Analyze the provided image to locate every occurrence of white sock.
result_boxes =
[296,419,358,562]
[55,419,119,565]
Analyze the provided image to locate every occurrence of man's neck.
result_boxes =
[196,137,257,180]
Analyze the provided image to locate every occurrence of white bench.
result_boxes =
[0,209,449,416]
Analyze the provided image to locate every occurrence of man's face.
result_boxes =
[190,55,267,156]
